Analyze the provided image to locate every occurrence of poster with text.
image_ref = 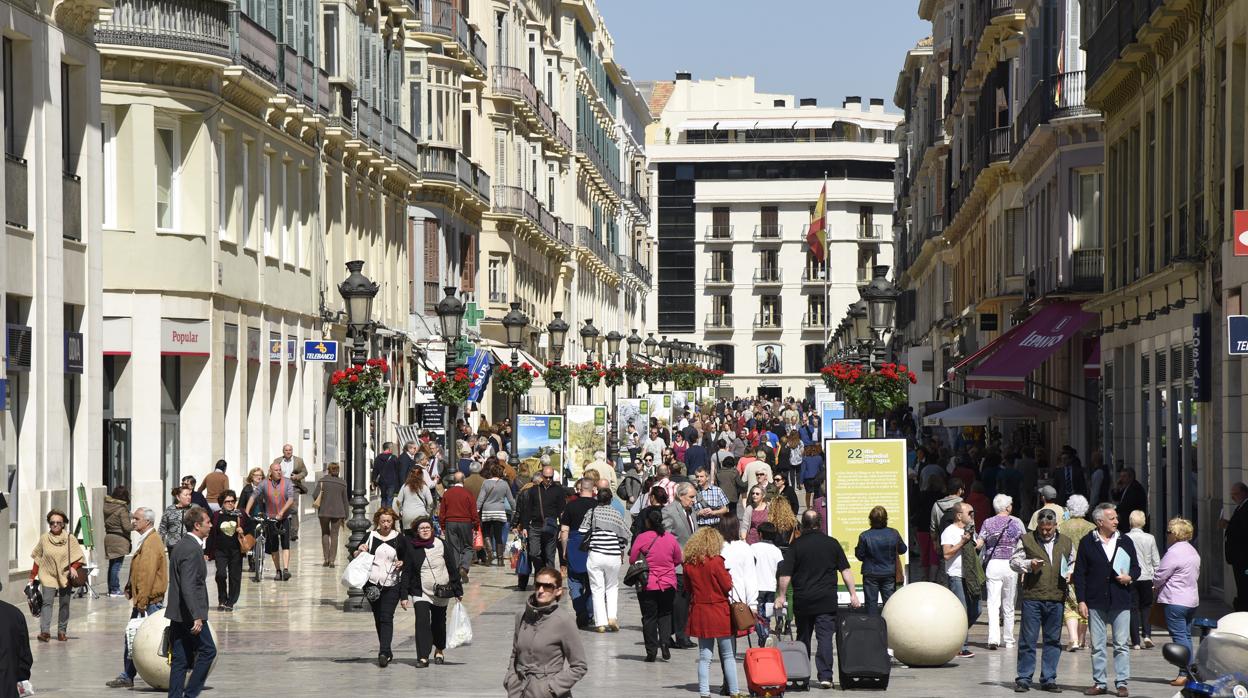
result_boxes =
[646,393,672,431]
[565,404,608,480]
[616,398,649,463]
[515,414,565,483]
[825,439,909,594]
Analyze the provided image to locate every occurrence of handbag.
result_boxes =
[623,538,656,588]
[341,550,375,589]
[238,532,255,554]
[730,592,756,634]
[313,488,324,510]
[577,509,596,553]
[472,525,485,551]
[433,581,463,599]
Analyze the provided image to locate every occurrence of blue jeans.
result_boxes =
[697,636,739,696]
[567,571,592,627]
[108,558,124,595]
[121,604,163,680]
[1164,603,1196,656]
[755,591,776,644]
[1016,599,1063,686]
[946,576,981,652]
[167,619,217,698]
[1088,607,1131,689]
[863,575,896,615]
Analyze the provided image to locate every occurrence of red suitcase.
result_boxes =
[744,646,787,697]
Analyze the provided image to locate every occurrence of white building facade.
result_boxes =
[645,76,899,398]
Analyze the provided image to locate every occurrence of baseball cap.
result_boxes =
[1037,485,1057,500]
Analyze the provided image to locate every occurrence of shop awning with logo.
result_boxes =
[961,301,1096,390]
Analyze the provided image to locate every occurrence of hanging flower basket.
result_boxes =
[624,362,650,386]
[495,362,538,397]
[429,367,475,407]
[823,362,916,419]
[575,361,604,390]
[673,363,704,390]
[331,358,389,413]
[543,362,574,395]
[603,364,626,388]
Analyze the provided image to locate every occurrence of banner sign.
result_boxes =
[646,393,672,431]
[1229,315,1248,356]
[465,349,494,403]
[672,390,695,425]
[616,398,650,462]
[565,405,608,481]
[516,414,565,483]
[825,439,909,594]
[303,340,339,362]
[161,319,210,356]
[64,332,83,374]
[820,400,846,437]
[1192,313,1210,402]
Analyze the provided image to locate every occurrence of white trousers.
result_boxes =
[985,558,1018,646]
[586,551,621,625]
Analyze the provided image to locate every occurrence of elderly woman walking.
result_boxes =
[29,509,86,641]
[1155,517,1200,687]
[979,494,1026,648]
[504,567,588,698]
[1059,494,1095,651]
[1125,510,1161,649]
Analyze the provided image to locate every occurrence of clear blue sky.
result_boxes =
[598,0,928,113]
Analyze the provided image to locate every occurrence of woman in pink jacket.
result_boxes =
[629,508,684,662]
[1154,517,1201,687]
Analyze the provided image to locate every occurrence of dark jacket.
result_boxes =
[1072,530,1140,612]
[166,534,210,624]
[1226,501,1248,566]
[405,537,461,597]
[683,444,709,474]
[103,495,133,560]
[1055,464,1088,503]
[372,452,402,491]
[208,509,243,556]
[517,482,566,529]
[0,599,32,698]
[1116,481,1147,524]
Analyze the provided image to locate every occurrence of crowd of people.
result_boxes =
[5,394,1241,698]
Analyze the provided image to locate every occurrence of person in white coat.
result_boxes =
[978,494,1027,649]
[1125,509,1161,649]
[716,512,757,617]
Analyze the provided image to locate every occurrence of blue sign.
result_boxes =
[0,378,6,411]
[1193,313,1210,402]
[465,349,494,403]
[1230,315,1248,355]
[303,340,339,362]
[831,419,862,440]
[820,400,846,437]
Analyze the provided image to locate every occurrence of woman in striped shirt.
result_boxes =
[578,489,631,632]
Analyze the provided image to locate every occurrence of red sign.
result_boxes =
[1235,210,1248,256]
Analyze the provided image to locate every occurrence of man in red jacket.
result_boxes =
[438,472,480,582]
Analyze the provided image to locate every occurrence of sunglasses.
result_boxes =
[534,581,559,591]
[773,478,784,483]
[49,520,66,526]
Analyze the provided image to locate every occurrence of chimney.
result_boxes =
[843,96,862,110]
[799,97,817,107]
[869,97,885,114]
[773,99,787,107]
[675,71,692,81]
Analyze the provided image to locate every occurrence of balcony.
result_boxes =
[63,174,81,240]
[801,267,827,285]
[1085,0,1165,91]
[704,225,734,242]
[5,155,27,229]
[395,127,420,171]
[705,313,734,330]
[753,313,783,330]
[629,257,652,287]
[419,144,457,183]
[630,188,650,218]
[577,225,611,265]
[705,268,734,286]
[492,65,572,152]
[753,268,782,285]
[802,315,829,330]
[1014,71,1095,155]
[494,185,559,246]
[96,0,232,58]
[986,126,1011,164]
[488,290,508,305]
[557,219,575,248]
[416,0,486,78]
[857,224,884,242]
[575,132,623,197]
[1069,248,1105,293]
[752,224,782,243]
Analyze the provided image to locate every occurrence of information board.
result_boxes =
[824,439,909,592]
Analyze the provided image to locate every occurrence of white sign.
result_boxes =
[160,319,210,356]
[831,419,863,439]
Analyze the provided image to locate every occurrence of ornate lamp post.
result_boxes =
[604,330,622,466]
[547,311,569,411]
[579,319,600,404]
[502,302,528,472]
[849,299,870,366]
[626,329,642,398]
[860,265,900,366]
[659,337,673,391]
[643,333,658,392]
[338,260,378,612]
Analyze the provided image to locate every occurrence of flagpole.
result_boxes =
[821,172,830,364]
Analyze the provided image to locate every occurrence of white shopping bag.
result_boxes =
[124,615,147,657]
[341,552,374,589]
[446,599,473,649]
[17,679,36,696]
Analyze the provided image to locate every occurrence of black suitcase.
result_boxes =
[835,610,890,689]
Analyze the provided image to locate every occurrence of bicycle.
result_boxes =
[250,515,282,582]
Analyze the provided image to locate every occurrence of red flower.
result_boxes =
[349,374,359,383]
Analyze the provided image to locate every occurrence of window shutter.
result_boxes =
[494,130,506,187]
[5,324,32,372]
[424,219,439,280]
[461,234,476,291]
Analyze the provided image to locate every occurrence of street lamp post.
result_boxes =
[434,285,466,469]
[860,265,900,366]
[643,333,657,393]
[849,300,870,367]
[604,330,622,467]
[338,260,378,612]
[579,319,600,404]
[626,329,642,398]
[659,337,672,391]
[502,302,528,473]
[547,311,569,412]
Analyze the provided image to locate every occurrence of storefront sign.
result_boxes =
[64,332,83,374]
[516,414,565,483]
[565,405,608,481]
[0,378,7,411]
[1234,210,1248,256]
[1229,315,1248,356]
[269,334,283,363]
[286,338,297,363]
[824,439,909,594]
[303,340,339,362]
[160,319,210,356]
[1193,313,1211,402]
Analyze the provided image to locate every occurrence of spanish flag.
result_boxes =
[806,182,827,262]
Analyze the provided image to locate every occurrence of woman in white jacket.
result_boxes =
[1125,509,1162,648]
[716,512,757,612]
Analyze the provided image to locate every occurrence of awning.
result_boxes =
[674,118,721,131]
[488,346,544,372]
[1083,337,1101,379]
[750,118,798,130]
[714,119,761,130]
[922,396,1059,427]
[966,301,1096,390]
[792,118,838,129]
[838,116,900,131]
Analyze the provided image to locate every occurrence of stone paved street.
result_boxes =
[0,518,1208,697]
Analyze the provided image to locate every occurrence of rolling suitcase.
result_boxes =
[835,610,890,689]
[743,645,787,697]
[775,620,811,691]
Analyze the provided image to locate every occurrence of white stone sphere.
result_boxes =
[131,609,218,690]
[1216,611,1248,640]
[881,581,967,667]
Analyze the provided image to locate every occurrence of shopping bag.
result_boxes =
[341,552,374,589]
[16,679,35,696]
[124,615,147,657]
[516,550,531,576]
[446,599,474,649]
[472,525,485,551]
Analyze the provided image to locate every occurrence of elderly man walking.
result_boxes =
[1010,507,1072,693]
[1074,503,1140,697]
[663,482,699,649]
[107,507,168,689]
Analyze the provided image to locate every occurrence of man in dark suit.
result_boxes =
[370,442,401,508]
[1114,467,1148,524]
[1222,482,1248,612]
[662,482,699,649]
[1073,503,1140,697]
[1056,446,1088,505]
[166,506,216,698]
[1,594,33,697]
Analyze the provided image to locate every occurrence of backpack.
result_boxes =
[788,447,804,468]
[936,502,959,537]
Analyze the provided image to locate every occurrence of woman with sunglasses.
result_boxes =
[209,489,244,611]
[504,567,588,698]
[404,516,460,668]
[29,508,85,641]
[767,472,800,518]
[743,485,770,544]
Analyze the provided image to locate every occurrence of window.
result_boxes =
[281,160,291,261]
[804,345,825,373]
[263,153,273,255]
[101,110,116,228]
[3,37,17,157]
[806,295,826,326]
[487,256,505,302]
[60,63,73,175]
[322,6,338,74]
[216,135,227,240]
[155,123,180,230]
[1075,172,1103,250]
[759,295,781,326]
[241,140,252,247]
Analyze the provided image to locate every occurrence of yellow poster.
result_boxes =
[824,439,909,591]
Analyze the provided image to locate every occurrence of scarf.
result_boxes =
[585,504,631,541]
[408,534,435,549]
